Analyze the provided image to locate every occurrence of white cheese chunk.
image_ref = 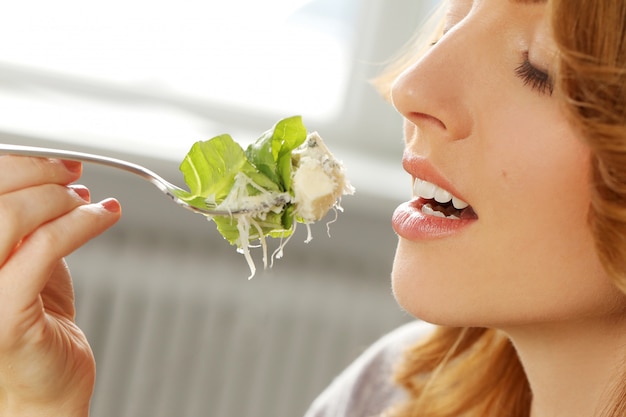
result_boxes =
[291,132,355,222]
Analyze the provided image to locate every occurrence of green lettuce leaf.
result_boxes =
[178,134,278,203]
[245,115,307,192]
[177,116,307,247]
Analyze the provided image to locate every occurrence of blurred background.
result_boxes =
[0,0,439,416]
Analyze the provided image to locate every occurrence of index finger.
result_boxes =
[0,156,82,194]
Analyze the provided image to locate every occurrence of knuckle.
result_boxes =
[30,224,64,256]
[26,157,67,183]
[41,183,85,210]
[0,197,21,242]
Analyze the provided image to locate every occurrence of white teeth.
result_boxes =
[422,203,460,220]
[413,178,470,210]
[434,188,452,204]
[452,196,469,210]
[413,179,437,200]
[421,203,445,218]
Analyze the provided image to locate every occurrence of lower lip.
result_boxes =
[392,200,477,240]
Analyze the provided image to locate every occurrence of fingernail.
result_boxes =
[100,198,121,213]
[62,159,82,173]
[69,185,90,202]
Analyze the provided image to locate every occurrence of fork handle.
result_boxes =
[0,143,183,193]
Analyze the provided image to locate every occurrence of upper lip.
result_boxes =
[402,152,471,207]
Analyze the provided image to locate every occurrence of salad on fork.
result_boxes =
[177,115,354,278]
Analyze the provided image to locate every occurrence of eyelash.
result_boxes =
[427,42,554,96]
[514,53,553,96]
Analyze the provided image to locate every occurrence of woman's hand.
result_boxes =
[0,155,121,417]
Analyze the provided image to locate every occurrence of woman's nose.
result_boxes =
[390,33,473,142]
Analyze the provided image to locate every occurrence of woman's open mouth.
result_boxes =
[392,177,478,240]
[413,178,477,220]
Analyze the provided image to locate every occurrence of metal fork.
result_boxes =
[0,143,241,217]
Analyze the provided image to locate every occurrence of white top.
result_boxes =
[303,320,435,417]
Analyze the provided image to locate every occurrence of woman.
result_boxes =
[2,1,626,417]
[308,0,626,416]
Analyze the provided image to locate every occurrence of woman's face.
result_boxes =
[390,0,626,328]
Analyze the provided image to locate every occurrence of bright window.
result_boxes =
[0,0,357,120]
[0,0,439,201]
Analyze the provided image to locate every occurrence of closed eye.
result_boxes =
[515,52,553,96]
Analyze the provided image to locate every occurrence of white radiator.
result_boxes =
[69,223,410,417]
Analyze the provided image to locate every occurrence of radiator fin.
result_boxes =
[70,230,410,417]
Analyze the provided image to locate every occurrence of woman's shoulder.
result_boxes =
[303,320,435,417]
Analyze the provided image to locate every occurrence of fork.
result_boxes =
[0,143,241,217]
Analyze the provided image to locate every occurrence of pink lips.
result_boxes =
[392,200,476,240]
[392,153,477,240]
